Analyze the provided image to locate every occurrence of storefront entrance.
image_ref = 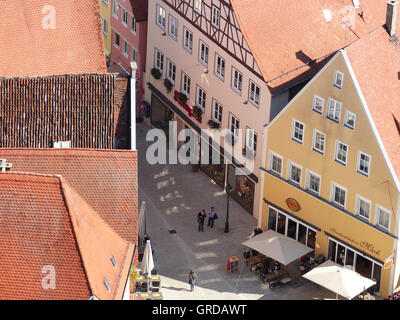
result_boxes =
[227,164,255,214]
[199,144,226,188]
[151,93,173,138]
[327,238,382,294]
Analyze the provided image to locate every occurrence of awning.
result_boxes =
[242,229,313,265]
[302,260,376,299]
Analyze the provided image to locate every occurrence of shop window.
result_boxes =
[287,219,297,240]
[277,213,286,235]
[267,207,277,231]
[337,244,346,265]
[372,264,382,294]
[199,145,225,189]
[345,249,355,269]
[327,240,336,261]
[355,254,373,279]
[298,224,307,245]
[307,229,316,250]
[227,165,255,214]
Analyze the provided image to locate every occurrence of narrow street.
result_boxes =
[137,123,334,300]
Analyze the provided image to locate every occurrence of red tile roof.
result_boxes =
[230,0,388,92]
[0,0,106,77]
[0,149,138,243]
[0,173,134,300]
[345,26,400,182]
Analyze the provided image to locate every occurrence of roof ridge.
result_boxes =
[0,148,136,153]
[0,73,115,80]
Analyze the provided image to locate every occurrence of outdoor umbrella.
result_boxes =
[141,240,154,277]
[242,229,313,265]
[302,260,376,299]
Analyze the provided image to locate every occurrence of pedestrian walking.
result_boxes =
[209,206,218,228]
[197,211,206,232]
[188,270,196,292]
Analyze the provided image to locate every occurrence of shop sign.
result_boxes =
[286,198,301,212]
[384,257,393,270]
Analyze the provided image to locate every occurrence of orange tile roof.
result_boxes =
[0,173,134,300]
[230,0,387,92]
[344,26,400,182]
[0,0,107,77]
[0,149,138,243]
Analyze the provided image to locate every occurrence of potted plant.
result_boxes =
[208,119,221,129]
[151,67,162,80]
[192,105,203,120]
[178,91,188,104]
[163,78,173,93]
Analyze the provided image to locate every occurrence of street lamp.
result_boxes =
[224,181,232,233]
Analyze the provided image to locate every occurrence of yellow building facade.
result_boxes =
[99,0,111,58]
[260,50,400,298]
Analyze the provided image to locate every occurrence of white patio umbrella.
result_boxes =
[141,240,154,277]
[302,260,376,299]
[242,229,313,265]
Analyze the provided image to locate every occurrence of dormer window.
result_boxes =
[334,70,344,89]
[110,255,117,268]
[104,278,111,292]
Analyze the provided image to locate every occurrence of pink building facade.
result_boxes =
[110,0,148,104]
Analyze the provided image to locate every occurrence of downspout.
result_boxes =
[130,61,138,150]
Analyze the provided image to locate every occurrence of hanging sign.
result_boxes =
[286,198,301,212]
[384,257,393,270]
[227,255,239,273]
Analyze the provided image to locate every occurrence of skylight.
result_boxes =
[110,255,117,268]
[104,278,111,292]
[323,9,332,22]
[352,0,360,8]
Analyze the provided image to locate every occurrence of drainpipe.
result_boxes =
[130,62,138,151]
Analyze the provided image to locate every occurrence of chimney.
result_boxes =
[386,0,398,37]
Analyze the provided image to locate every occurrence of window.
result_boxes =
[130,15,136,33]
[113,31,120,48]
[196,86,206,111]
[167,60,176,83]
[183,28,193,53]
[292,120,304,143]
[358,151,371,176]
[169,15,178,39]
[194,0,202,13]
[231,67,242,94]
[269,152,283,175]
[246,128,257,152]
[327,98,342,122]
[181,72,191,97]
[102,0,109,6]
[312,95,324,113]
[154,49,164,72]
[376,206,390,230]
[130,47,137,62]
[121,8,128,27]
[198,41,209,66]
[288,161,302,185]
[229,114,239,137]
[306,170,321,195]
[356,195,371,220]
[211,5,220,28]
[334,70,344,89]
[156,4,166,29]
[335,141,348,165]
[212,100,223,123]
[344,110,356,129]
[249,80,260,106]
[101,17,108,38]
[332,183,346,207]
[112,0,119,18]
[215,54,225,80]
[122,39,129,57]
[313,130,325,154]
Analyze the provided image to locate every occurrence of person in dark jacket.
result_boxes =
[188,270,196,291]
[197,211,206,231]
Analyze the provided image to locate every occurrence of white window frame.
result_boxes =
[344,110,356,130]
[168,15,178,40]
[292,119,305,144]
[312,95,324,114]
[130,14,137,34]
[112,0,119,19]
[113,31,120,49]
[156,4,166,30]
[335,140,348,165]
[231,67,243,95]
[334,70,344,89]
[327,97,342,122]
[246,128,257,152]
[121,8,128,27]
[313,129,326,154]
[154,49,164,73]
[249,80,260,106]
[229,114,240,137]
[211,5,220,28]
[199,40,209,66]
[306,170,321,195]
[101,17,108,38]
[183,27,193,53]
[269,151,283,176]
[181,72,191,98]
[194,0,202,14]
[356,195,371,221]
[287,161,302,186]
[167,59,176,84]
[196,86,206,111]
[130,46,137,62]
[122,38,129,57]
[331,182,347,208]
[214,54,225,80]
[212,99,223,123]
[357,151,371,177]
[375,205,391,231]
